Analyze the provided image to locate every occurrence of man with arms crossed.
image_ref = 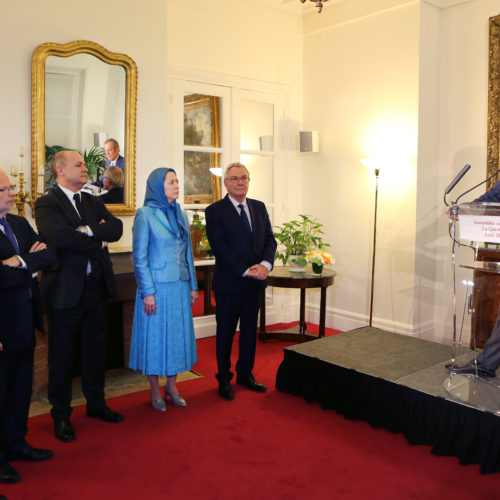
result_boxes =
[0,170,55,483]
[206,163,276,400]
[35,151,124,443]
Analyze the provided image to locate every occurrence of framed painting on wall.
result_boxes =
[184,94,222,204]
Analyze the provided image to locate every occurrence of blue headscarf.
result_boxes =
[144,167,187,241]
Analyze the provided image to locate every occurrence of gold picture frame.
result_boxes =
[183,94,221,204]
[487,15,500,188]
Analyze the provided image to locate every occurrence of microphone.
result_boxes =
[444,164,471,195]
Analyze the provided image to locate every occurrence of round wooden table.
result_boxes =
[259,266,336,342]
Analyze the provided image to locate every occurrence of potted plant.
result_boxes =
[273,214,331,270]
[191,215,213,257]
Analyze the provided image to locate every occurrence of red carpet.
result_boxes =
[4,323,499,499]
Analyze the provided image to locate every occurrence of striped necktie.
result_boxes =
[0,217,20,253]
[238,204,252,233]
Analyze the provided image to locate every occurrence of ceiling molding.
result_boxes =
[422,0,473,8]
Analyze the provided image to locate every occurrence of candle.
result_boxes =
[10,164,18,177]
[38,165,45,194]
[18,147,24,174]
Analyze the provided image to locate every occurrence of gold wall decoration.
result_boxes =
[487,15,500,189]
[31,40,137,215]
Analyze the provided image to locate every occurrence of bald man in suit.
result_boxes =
[35,150,124,444]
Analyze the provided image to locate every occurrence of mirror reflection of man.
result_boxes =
[104,139,124,173]
[0,170,56,484]
[34,150,124,444]
[100,166,124,204]
[93,139,125,188]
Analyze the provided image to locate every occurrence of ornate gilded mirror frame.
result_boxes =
[487,15,500,189]
[31,40,137,215]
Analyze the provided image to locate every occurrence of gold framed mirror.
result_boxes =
[487,15,500,189]
[31,40,137,215]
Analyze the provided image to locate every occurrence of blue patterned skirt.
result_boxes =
[129,280,197,376]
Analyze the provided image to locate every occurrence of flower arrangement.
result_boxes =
[273,214,331,266]
[307,249,334,274]
[306,250,334,266]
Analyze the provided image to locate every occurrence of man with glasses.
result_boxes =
[0,170,56,484]
[205,162,276,400]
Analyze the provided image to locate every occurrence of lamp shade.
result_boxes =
[360,158,382,170]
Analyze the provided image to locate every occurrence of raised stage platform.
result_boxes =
[276,327,500,474]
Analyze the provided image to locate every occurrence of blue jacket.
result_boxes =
[475,179,500,202]
[132,206,197,298]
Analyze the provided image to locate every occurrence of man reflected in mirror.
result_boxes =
[92,139,125,188]
[100,166,124,204]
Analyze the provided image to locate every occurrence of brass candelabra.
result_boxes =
[12,172,38,218]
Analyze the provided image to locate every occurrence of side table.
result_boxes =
[259,266,335,342]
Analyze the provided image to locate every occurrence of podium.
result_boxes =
[455,202,500,347]
[445,202,500,411]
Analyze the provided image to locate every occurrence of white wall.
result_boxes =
[0,0,168,244]
[429,0,500,343]
[301,1,420,333]
[166,0,304,222]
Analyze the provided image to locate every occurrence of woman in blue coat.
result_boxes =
[129,168,198,412]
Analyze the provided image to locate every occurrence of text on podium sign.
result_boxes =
[458,215,500,243]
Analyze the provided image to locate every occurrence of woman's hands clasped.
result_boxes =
[143,294,157,316]
[143,290,198,314]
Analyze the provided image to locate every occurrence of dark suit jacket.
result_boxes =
[93,155,125,188]
[100,187,124,204]
[34,185,123,309]
[0,213,56,351]
[205,195,276,293]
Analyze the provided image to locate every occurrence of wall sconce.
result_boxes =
[360,158,382,327]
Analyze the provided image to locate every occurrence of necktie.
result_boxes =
[0,217,20,254]
[238,204,252,233]
[73,193,86,224]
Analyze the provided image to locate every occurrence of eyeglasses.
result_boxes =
[226,175,249,183]
[0,185,16,193]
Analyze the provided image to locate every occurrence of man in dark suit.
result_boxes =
[93,139,125,189]
[100,166,124,204]
[206,163,276,400]
[35,150,124,443]
[0,170,56,484]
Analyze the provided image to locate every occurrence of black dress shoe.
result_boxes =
[446,361,496,378]
[7,444,53,462]
[0,462,20,484]
[54,420,75,443]
[86,405,124,423]
[236,375,267,392]
[218,381,234,401]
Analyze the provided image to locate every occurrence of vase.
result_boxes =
[290,260,307,273]
[312,262,323,274]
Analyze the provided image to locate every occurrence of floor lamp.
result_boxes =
[360,159,381,327]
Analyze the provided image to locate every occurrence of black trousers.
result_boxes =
[214,279,264,383]
[0,343,34,463]
[47,277,107,422]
